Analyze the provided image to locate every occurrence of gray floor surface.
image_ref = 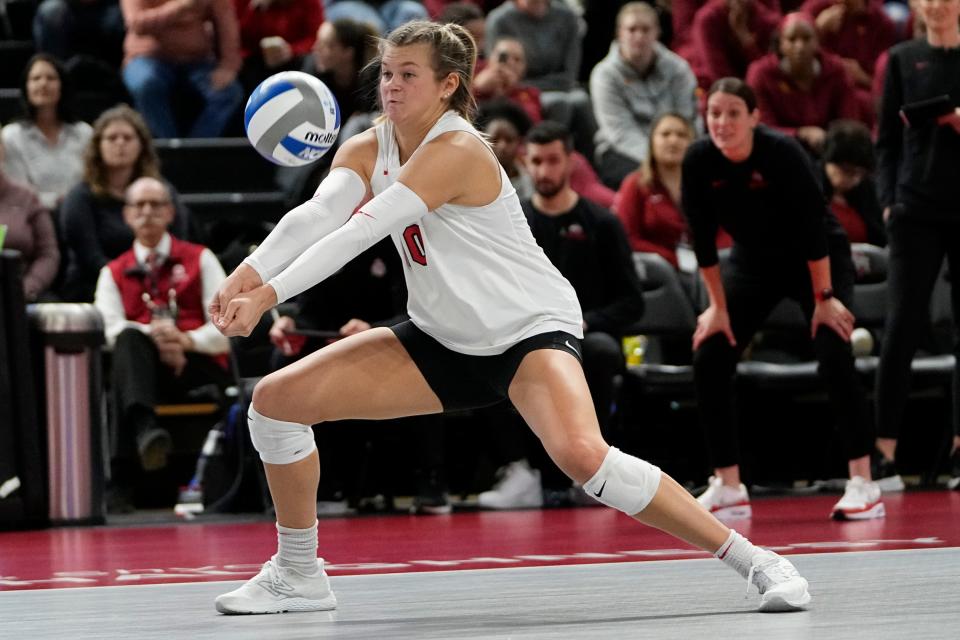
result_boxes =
[3,548,959,639]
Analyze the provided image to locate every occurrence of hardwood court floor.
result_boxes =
[1,490,959,638]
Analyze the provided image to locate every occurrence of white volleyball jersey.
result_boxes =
[371,111,583,356]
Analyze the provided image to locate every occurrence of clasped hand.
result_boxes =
[210,263,276,337]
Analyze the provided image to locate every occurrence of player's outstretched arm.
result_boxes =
[215,134,495,337]
[211,133,377,333]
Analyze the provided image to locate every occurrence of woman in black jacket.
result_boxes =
[874,0,960,487]
[682,78,883,521]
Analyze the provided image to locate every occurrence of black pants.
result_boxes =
[485,330,625,489]
[111,328,232,457]
[876,212,960,439]
[693,249,871,469]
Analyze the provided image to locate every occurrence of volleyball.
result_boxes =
[244,71,341,167]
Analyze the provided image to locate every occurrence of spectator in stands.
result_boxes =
[819,120,885,246]
[874,0,960,490]
[323,0,430,34]
[691,0,781,88]
[61,105,192,302]
[303,18,380,142]
[267,238,451,514]
[684,78,882,521]
[0,139,60,302]
[486,0,598,157]
[804,0,897,120]
[95,177,230,506]
[613,113,698,268]
[33,0,127,66]
[590,2,699,190]
[438,2,488,61]
[477,99,535,200]
[234,0,325,95]
[746,12,859,154]
[672,0,781,62]
[120,0,244,138]
[473,36,542,124]
[477,120,645,510]
[1,54,92,210]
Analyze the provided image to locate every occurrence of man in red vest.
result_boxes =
[94,177,231,497]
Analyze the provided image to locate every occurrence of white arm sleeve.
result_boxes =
[267,181,429,303]
[242,167,367,282]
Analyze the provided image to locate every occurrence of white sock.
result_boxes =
[715,529,760,579]
[276,520,319,575]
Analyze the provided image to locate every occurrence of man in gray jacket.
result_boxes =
[589,2,698,189]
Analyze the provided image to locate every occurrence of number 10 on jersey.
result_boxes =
[403,224,427,266]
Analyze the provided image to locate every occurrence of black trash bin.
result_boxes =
[29,303,106,525]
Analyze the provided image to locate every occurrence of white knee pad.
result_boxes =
[247,405,316,465]
[582,447,662,515]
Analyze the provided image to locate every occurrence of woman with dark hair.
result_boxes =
[303,18,380,142]
[59,105,191,302]
[476,98,535,200]
[746,12,860,153]
[819,119,885,246]
[614,112,731,269]
[683,77,883,521]
[1,53,92,209]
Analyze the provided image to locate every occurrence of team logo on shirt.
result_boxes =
[562,224,586,241]
[749,171,767,190]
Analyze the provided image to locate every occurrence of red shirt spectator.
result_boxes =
[233,0,323,61]
[615,175,688,266]
[672,0,781,62]
[747,13,860,152]
[691,0,781,87]
[802,0,897,87]
[747,52,859,134]
[615,175,733,267]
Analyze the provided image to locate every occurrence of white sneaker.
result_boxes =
[831,476,885,520]
[215,556,337,614]
[697,476,751,520]
[747,550,812,612]
[478,460,543,509]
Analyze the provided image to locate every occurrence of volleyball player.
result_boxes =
[210,21,811,615]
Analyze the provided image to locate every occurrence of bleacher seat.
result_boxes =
[155,138,281,194]
[155,138,293,244]
[0,0,36,41]
[0,40,33,88]
[0,87,20,123]
[625,252,698,388]
[179,191,288,226]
